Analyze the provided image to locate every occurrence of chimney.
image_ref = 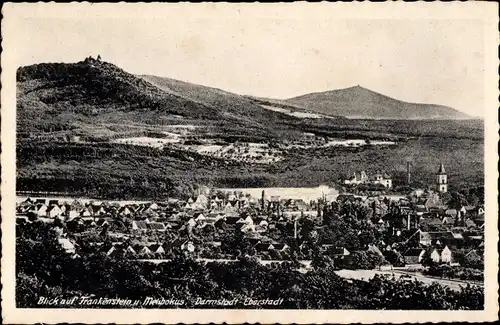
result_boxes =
[294,217,298,239]
[407,213,411,231]
[407,161,411,185]
[261,190,265,211]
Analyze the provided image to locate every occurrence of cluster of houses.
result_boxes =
[15,193,314,261]
[16,176,484,268]
[333,189,484,266]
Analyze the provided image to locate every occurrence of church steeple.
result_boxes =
[438,163,446,174]
[436,163,448,193]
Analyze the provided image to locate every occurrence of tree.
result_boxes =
[342,251,385,270]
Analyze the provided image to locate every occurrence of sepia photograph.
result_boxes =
[1,2,498,324]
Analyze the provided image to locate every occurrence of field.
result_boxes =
[16,118,484,200]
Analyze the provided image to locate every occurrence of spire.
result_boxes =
[438,163,446,174]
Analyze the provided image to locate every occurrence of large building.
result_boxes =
[343,170,392,188]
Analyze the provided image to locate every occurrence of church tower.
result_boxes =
[436,163,448,193]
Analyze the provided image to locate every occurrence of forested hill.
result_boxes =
[139,75,303,123]
[285,85,470,120]
[16,58,300,138]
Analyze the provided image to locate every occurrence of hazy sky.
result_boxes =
[11,6,486,117]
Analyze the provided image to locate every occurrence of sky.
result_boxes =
[10,5,486,117]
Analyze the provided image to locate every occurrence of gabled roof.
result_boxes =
[133,220,148,229]
[149,244,164,252]
[421,231,455,240]
[403,248,425,257]
[148,222,166,230]
[48,205,61,212]
[367,244,383,256]
[91,205,104,214]
[254,242,272,251]
[415,205,428,213]
[58,238,75,251]
[465,249,482,259]
[445,209,458,216]
[171,237,189,248]
[465,219,477,227]
[96,219,109,227]
[425,217,443,226]
[272,243,288,251]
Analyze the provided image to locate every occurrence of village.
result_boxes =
[16,163,484,285]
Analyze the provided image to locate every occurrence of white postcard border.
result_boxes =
[2,2,498,324]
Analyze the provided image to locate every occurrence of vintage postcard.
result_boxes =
[1,2,499,324]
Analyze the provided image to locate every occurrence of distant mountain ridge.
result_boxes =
[16,58,299,138]
[283,85,470,120]
[16,58,471,140]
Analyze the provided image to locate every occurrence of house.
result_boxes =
[187,218,197,228]
[424,217,444,227]
[451,232,464,240]
[58,238,76,254]
[136,245,153,256]
[421,193,444,210]
[118,206,132,216]
[84,219,97,227]
[367,244,384,257]
[240,224,256,233]
[148,222,167,232]
[96,219,109,228]
[409,230,456,247]
[35,199,47,205]
[474,213,485,227]
[441,216,454,226]
[31,204,48,217]
[329,247,351,257]
[271,243,290,252]
[194,213,206,223]
[192,194,208,210]
[463,205,478,217]
[91,205,106,216]
[80,207,92,217]
[465,218,477,228]
[403,248,425,264]
[344,171,369,185]
[178,239,195,252]
[148,202,159,210]
[23,197,34,205]
[415,205,428,216]
[429,248,441,263]
[371,172,392,188]
[463,250,482,265]
[254,242,274,252]
[47,205,63,218]
[132,220,149,232]
[65,207,79,220]
[439,246,453,263]
[243,216,254,225]
[107,245,136,258]
[445,209,458,218]
[149,244,166,255]
[223,202,238,213]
